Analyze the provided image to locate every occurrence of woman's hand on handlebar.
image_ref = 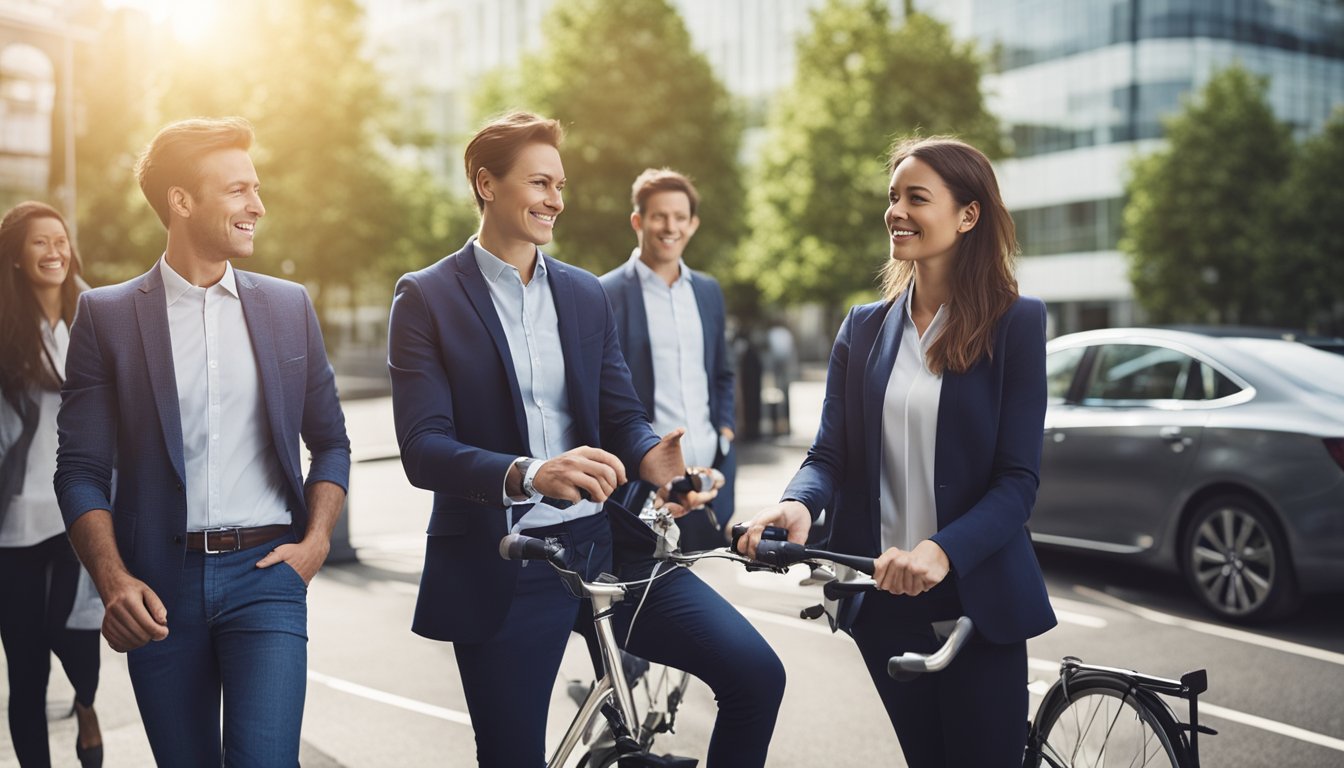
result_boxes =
[531,446,626,503]
[873,539,950,596]
[737,501,811,559]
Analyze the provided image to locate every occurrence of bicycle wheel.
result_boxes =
[1027,673,1190,767]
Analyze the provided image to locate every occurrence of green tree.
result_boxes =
[1122,65,1293,325]
[1277,107,1344,334]
[475,0,744,277]
[740,2,1002,312]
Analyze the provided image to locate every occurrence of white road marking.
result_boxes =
[307,670,473,726]
[1074,585,1344,667]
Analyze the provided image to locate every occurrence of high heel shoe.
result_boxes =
[72,701,103,768]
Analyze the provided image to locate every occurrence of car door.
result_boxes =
[1034,342,1206,553]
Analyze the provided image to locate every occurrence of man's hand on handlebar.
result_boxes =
[873,539,950,596]
[530,446,627,503]
[736,501,811,559]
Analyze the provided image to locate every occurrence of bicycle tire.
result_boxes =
[1027,671,1192,767]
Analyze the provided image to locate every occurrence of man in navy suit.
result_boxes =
[599,169,736,551]
[389,112,781,767]
[55,117,350,766]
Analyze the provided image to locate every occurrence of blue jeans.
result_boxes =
[453,511,783,767]
[127,532,308,767]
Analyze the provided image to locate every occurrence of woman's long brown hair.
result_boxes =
[0,202,85,400]
[879,137,1019,375]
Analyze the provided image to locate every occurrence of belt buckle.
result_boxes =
[203,526,243,554]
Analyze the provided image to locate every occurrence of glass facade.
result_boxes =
[921,0,1344,332]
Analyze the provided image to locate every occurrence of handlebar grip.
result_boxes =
[823,578,875,601]
[729,524,788,554]
[755,539,809,568]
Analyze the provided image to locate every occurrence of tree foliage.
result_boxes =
[475,0,744,277]
[1122,66,1294,325]
[739,2,1003,312]
[1277,107,1344,334]
[67,0,474,320]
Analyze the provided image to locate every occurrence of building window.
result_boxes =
[0,43,57,201]
[1014,197,1125,257]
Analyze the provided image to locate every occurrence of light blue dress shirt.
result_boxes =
[160,257,290,531]
[473,240,601,530]
[630,252,717,468]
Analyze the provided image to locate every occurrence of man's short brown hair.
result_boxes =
[630,168,700,217]
[464,112,565,213]
[135,117,255,228]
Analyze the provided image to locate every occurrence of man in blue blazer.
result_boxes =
[55,117,350,766]
[600,168,736,551]
[389,112,781,767]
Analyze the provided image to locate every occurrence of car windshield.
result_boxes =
[1223,339,1344,399]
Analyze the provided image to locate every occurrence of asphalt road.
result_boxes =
[4,387,1342,766]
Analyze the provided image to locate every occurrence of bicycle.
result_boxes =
[739,528,1217,768]
[500,470,751,768]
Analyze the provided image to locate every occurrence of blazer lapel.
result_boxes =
[548,259,596,444]
[863,293,907,547]
[133,268,186,485]
[690,272,716,381]
[456,244,529,448]
[237,272,301,498]
[622,264,655,414]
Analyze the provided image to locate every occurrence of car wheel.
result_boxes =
[1181,494,1299,622]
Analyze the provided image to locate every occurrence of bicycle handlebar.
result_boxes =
[886,616,975,681]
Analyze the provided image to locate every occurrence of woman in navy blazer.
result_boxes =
[741,137,1056,766]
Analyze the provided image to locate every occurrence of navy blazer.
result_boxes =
[598,260,735,435]
[784,293,1056,644]
[54,266,351,616]
[388,241,660,643]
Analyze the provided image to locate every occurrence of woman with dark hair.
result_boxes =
[740,137,1057,766]
[388,111,783,767]
[0,201,103,767]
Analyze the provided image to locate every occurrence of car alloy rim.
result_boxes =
[1190,505,1275,615]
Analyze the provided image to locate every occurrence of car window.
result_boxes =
[1182,360,1243,400]
[1045,346,1086,403]
[1083,344,1192,402]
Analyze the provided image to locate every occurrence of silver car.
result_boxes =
[1034,328,1344,622]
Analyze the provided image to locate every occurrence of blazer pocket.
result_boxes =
[279,354,307,370]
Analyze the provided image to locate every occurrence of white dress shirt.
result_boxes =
[0,320,70,547]
[878,295,947,552]
[630,252,717,467]
[474,241,600,531]
[160,258,290,531]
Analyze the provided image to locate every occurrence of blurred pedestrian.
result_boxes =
[54,117,351,766]
[0,201,103,767]
[387,111,782,767]
[601,168,737,550]
[739,136,1057,767]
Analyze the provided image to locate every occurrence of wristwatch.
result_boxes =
[515,457,543,497]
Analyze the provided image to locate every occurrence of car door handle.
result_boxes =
[1159,426,1193,450]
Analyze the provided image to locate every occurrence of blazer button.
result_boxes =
[172,534,183,544]
[176,482,184,491]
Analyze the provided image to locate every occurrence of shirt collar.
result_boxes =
[473,237,548,285]
[159,256,239,305]
[903,284,948,349]
[629,248,690,288]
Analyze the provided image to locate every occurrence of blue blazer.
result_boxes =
[598,261,735,436]
[54,266,351,616]
[388,241,660,643]
[784,293,1056,644]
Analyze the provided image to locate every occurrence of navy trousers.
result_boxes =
[452,510,783,767]
[849,580,1028,768]
[126,532,309,767]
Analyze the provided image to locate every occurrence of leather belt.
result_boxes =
[185,525,292,554]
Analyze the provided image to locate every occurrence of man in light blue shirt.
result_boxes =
[601,168,737,550]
